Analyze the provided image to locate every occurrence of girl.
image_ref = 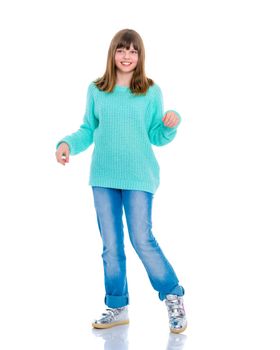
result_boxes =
[55,29,187,334]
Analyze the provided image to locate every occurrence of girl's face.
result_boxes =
[114,43,139,74]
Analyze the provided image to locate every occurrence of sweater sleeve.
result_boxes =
[56,83,99,155]
[148,85,182,147]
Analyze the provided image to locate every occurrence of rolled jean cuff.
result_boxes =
[105,294,129,308]
[158,285,185,301]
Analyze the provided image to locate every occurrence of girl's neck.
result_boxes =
[116,71,133,87]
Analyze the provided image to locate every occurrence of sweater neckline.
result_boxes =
[115,84,130,91]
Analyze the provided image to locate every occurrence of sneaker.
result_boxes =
[165,294,187,333]
[92,306,129,329]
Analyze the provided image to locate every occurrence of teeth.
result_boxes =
[121,62,131,65]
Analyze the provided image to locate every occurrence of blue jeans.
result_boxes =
[92,186,184,308]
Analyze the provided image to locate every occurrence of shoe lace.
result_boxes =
[102,307,122,320]
[166,297,185,319]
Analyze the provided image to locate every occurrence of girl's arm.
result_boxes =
[56,83,99,155]
[148,85,182,146]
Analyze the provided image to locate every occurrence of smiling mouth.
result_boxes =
[121,62,132,66]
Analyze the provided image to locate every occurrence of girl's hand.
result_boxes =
[162,111,180,128]
[56,142,70,166]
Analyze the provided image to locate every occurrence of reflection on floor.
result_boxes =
[91,324,187,350]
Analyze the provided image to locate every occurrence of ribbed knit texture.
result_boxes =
[56,82,182,194]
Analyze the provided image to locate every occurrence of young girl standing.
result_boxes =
[55,29,187,334]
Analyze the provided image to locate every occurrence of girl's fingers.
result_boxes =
[166,116,174,126]
[168,115,179,127]
[163,112,178,127]
[55,150,68,165]
[164,114,176,127]
[57,156,65,165]
[163,113,170,125]
[170,116,178,127]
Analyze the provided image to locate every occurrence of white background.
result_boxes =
[0,0,279,349]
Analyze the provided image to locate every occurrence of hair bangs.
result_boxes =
[116,32,140,52]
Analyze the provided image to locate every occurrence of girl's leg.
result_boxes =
[122,190,184,300]
[92,186,129,308]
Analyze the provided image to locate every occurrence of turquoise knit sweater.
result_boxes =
[56,82,182,194]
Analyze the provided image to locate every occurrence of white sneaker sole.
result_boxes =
[92,319,129,329]
[170,324,187,334]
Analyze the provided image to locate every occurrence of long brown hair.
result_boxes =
[94,29,154,95]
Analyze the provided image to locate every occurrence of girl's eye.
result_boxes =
[116,49,138,54]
